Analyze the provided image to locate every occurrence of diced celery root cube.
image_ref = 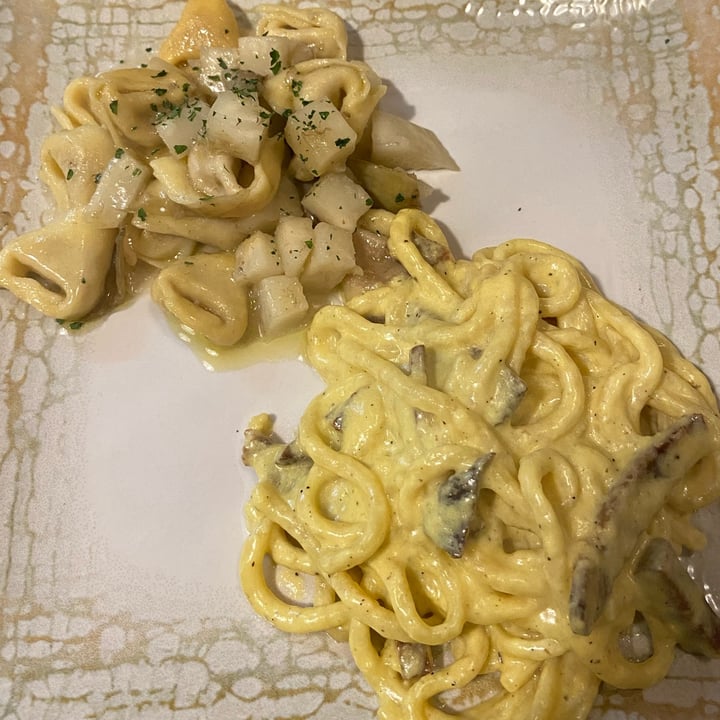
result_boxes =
[275,215,313,277]
[302,173,371,230]
[84,151,151,228]
[236,36,311,76]
[284,99,357,178]
[206,91,267,164]
[156,98,210,158]
[255,275,309,336]
[301,222,356,292]
[234,230,283,282]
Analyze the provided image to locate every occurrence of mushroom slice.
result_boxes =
[617,611,654,663]
[486,361,527,426]
[569,413,709,635]
[423,453,494,558]
[635,537,720,658]
[403,344,428,384]
[398,642,431,680]
[242,416,312,496]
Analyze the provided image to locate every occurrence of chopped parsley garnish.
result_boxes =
[94,173,102,184]
[335,137,351,148]
[395,193,405,203]
[305,239,313,249]
[68,320,84,330]
[109,99,119,115]
[319,110,330,120]
[269,48,281,75]
[365,197,373,206]
[151,69,168,78]
[66,168,74,180]
[232,77,260,98]
[114,148,125,159]
[173,144,188,154]
[153,88,168,96]
[217,57,229,70]
[137,208,147,221]
[291,79,303,97]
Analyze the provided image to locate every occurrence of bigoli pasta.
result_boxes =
[241,208,720,720]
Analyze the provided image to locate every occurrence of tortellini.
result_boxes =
[151,252,248,347]
[0,0,457,350]
[254,4,348,60]
[0,220,116,320]
[39,125,116,213]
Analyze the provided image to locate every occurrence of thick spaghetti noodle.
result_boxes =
[241,208,720,719]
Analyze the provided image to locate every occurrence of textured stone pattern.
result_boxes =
[1,1,719,718]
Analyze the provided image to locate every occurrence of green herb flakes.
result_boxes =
[269,48,281,75]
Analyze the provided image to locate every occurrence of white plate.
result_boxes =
[1,0,719,717]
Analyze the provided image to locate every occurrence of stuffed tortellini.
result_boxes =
[1,0,457,352]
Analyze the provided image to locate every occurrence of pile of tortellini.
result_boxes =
[0,0,456,347]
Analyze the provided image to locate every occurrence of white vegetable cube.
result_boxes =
[275,215,313,277]
[156,97,210,158]
[237,36,312,76]
[206,91,269,164]
[234,230,283,282]
[84,150,151,228]
[255,275,309,336]
[284,99,357,178]
[302,173,371,230]
[301,222,356,292]
[196,48,258,94]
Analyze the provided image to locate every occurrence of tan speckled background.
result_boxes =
[1,1,720,718]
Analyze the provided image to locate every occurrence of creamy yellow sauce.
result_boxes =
[241,209,720,720]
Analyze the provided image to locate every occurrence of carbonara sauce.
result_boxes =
[241,209,720,720]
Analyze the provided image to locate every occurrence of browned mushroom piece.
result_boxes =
[635,536,720,658]
[569,413,709,635]
[423,453,494,558]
